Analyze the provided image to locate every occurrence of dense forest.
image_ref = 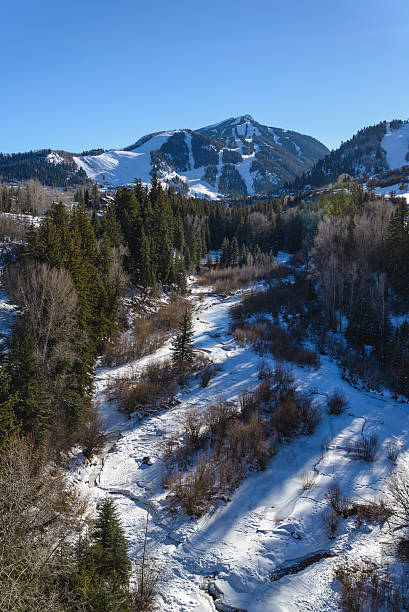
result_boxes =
[0,150,88,187]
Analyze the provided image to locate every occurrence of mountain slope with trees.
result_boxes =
[292,119,409,189]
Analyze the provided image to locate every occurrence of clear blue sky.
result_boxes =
[2,0,409,153]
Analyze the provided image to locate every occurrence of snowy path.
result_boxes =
[74,283,409,611]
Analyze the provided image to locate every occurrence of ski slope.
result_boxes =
[74,132,223,200]
[72,269,409,611]
[381,121,409,170]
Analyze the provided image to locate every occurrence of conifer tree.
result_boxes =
[231,236,239,266]
[93,498,131,586]
[220,237,231,267]
[0,363,17,454]
[171,310,194,367]
[139,228,155,289]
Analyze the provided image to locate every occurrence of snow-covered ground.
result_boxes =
[381,121,409,171]
[73,276,409,611]
[375,183,409,202]
[73,132,223,200]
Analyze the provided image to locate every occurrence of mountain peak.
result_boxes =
[237,114,255,122]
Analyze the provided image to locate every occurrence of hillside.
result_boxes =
[0,149,88,187]
[294,119,409,189]
[75,115,328,198]
[0,116,328,197]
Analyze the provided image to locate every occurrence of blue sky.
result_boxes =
[2,0,409,153]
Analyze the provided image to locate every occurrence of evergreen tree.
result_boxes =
[231,236,239,266]
[387,199,409,296]
[8,322,51,438]
[239,243,248,266]
[171,310,194,367]
[93,498,131,586]
[220,237,231,267]
[0,363,17,454]
[139,228,155,289]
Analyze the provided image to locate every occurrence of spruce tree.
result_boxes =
[0,363,17,455]
[231,236,239,266]
[171,310,194,367]
[93,498,131,586]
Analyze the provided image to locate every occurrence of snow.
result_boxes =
[235,119,260,138]
[381,121,409,170]
[47,152,64,165]
[291,140,302,158]
[375,183,409,202]
[74,131,223,200]
[269,128,282,146]
[71,268,409,611]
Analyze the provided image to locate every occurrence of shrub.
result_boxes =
[351,497,392,525]
[272,362,295,391]
[170,453,216,516]
[80,404,105,460]
[199,363,219,387]
[326,482,351,518]
[183,411,205,451]
[272,398,303,439]
[300,471,315,490]
[327,389,348,415]
[387,466,409,526]
[119,380,163,415]
[204,400,236,442]
[225,413,271,470]
[297,395,322,435]
[232,320,320,368]
[322,507,339,539]
[200,260,275,294]
[102,317,166,367]
[387,440,399,463]
[153,295,192,331]
[397,537,409,562]
[335,561,409,612]
[346,434,378,462]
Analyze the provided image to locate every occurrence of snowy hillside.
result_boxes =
[73,115,328,198]
[295,119,409,189]
[381,121,409,171]
[72,266,409,611]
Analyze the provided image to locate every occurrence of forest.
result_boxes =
[1,175,409,610]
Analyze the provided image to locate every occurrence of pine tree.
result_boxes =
[93,498,131,586]
[220,237,231,267]
[0,363,17,455]
[239,243,248,266]
[231,236,239,266]
[387,199,409,296]
[171,310,194,367]
[8,322,51,438]
[139,228,155,289]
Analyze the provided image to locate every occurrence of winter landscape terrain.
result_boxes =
[67,257,409,612]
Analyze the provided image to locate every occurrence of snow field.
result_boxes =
[381,121,409,171]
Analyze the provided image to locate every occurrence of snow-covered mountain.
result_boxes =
[296,119,409,189]
[74,115,329,198]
